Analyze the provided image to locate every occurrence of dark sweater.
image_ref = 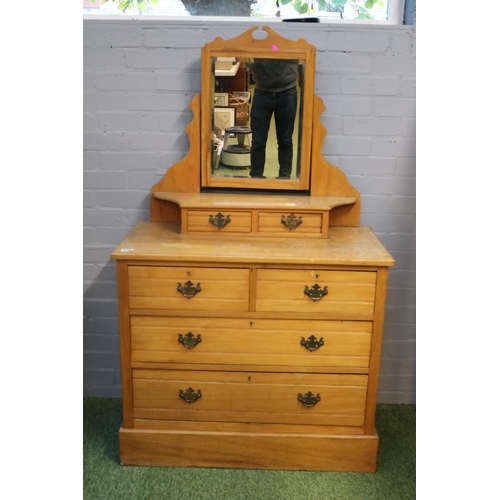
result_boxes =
[249,59,299,93]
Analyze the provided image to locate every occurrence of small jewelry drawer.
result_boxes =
[255,269,377,318]
[186,210,252,233]
[128,266,250,311]
[133,369,368,427]
[130,316,373,368]
[258,211,324,236]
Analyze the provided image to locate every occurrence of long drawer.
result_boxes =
[131,316,372,368]
[128,266,250,311]
[256,269,376,317]
[133,369,368,427]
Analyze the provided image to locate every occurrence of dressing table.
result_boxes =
[112,26,394,472]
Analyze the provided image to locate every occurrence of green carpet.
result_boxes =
[83,399,415,500]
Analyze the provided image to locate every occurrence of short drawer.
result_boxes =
[258,212,323,235]
[128,266,250,312]
[131,316,372,368]
[187,210,251,233]
[133,369,368,427]
[256,269,376,317]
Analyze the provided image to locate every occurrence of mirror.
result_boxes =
[211,57,305,181]
[201,26,316,191]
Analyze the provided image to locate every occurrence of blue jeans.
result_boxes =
[250,87,298,178]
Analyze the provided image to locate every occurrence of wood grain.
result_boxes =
[130,316,373,368]
[128,266,250,312]
[132,369,367,427]
[119,427,379,471]
[112,222,395,267]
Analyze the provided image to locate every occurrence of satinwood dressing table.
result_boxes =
[112,26,394,472]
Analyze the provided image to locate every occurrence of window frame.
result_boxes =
[83,0,410,25]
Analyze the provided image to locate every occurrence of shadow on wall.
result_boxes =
[83,262,121,397]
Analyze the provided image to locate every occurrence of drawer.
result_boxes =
[133,369,368,427]
[187,210,251,233]
[128,266,250,311]
[131,316,372,368]
[258,212,323,235]
[256,269,376,317]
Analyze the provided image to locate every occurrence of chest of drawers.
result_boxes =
[112,222,394,471]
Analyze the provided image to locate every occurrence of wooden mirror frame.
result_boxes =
[150,26,361,229]
[200,26,316,192]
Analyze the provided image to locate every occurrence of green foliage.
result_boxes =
[118,0,159,13]
[284,0,309,15]
[116,0,383,18]
[281,0,385,19]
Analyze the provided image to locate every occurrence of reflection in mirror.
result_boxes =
[211,57,305,182]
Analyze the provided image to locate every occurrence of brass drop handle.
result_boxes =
[178,332,202,349]
[281,213,303,230]
[179,388,202,403]
[177,280,202,298]
[209,212,231,229]
[300,335,324,352]
[298,391,321,408]
[304,284,328,301]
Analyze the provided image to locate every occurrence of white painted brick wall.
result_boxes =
[83,20,416,403]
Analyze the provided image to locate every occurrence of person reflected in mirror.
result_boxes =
[248,59,299,179]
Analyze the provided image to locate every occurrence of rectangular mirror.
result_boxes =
[201,27,316,192]
[211,57,305,184]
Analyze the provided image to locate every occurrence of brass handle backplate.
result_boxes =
[300,335,324,352]
[298,391,321,408]
[177,280,202,298]
[209,212,231,229]
[178,332,202,349]
[304,284,328,301]
[179,388,202,403]
[281,213,303,230]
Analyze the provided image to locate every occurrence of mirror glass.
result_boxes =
[211,57,305,183]
[200,26,316,191]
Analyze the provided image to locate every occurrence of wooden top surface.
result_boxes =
[152,192,357,211]
[112,222,394,267]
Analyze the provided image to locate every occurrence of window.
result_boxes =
[83,0,411,24]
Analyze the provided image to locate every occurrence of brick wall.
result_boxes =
[83,19,416,403]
